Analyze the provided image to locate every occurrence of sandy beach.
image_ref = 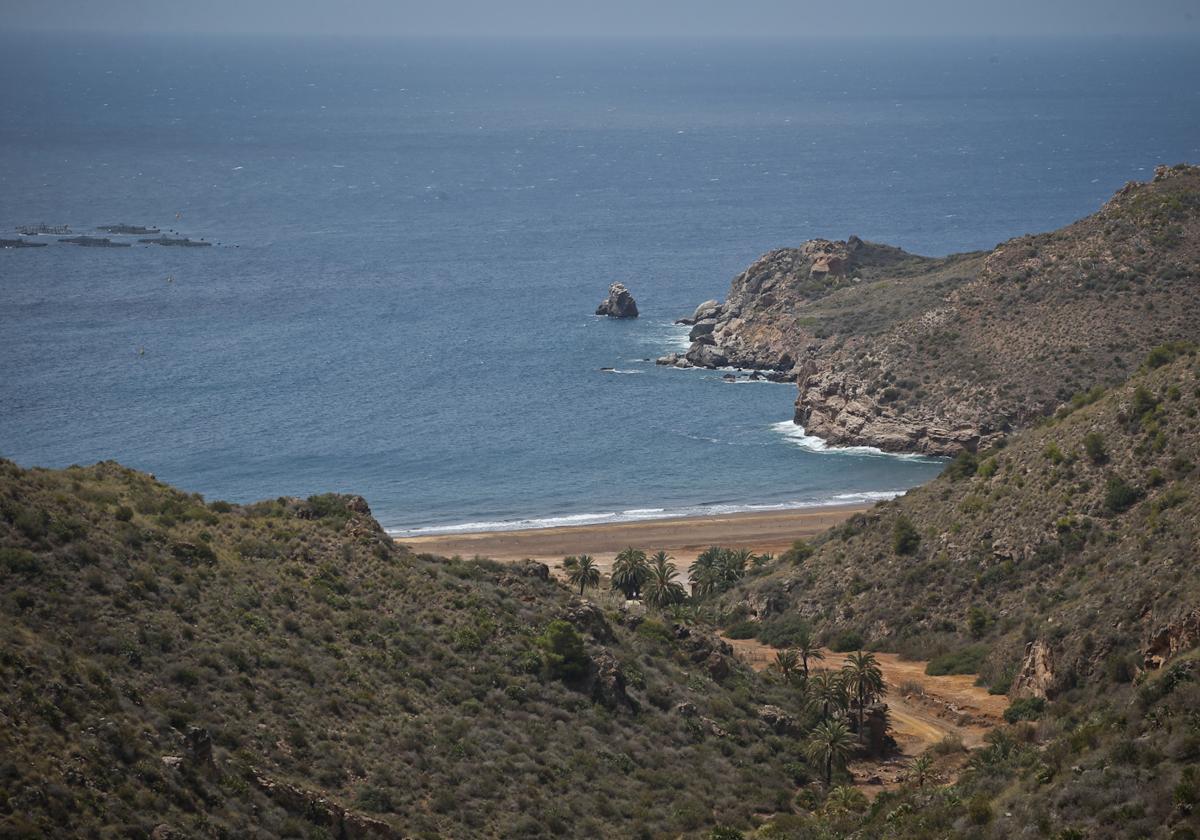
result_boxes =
[396,503,867,575]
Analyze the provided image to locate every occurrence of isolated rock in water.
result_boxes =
[596,282,639,318]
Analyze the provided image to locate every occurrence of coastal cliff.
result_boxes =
[669,164,1200,454]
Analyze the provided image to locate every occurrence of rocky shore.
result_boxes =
[667,164,1200,455]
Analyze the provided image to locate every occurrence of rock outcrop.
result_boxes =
[1012,640,1056,699]
[1143,608,1200,670]
[588,649,637,713]
[672,166,1200,454]
[595,282,639,318]
[251,771,400,839]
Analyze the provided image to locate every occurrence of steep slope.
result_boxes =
[667,163,1200,454]
[715,346,1200,838]
[0,463,814,838]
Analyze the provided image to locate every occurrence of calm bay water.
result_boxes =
[2,34,1198,532]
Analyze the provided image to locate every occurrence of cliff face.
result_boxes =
[669,164,1200,455]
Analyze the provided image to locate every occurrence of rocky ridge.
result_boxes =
[668,164,1200,454]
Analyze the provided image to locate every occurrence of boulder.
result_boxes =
[757,705,800,736]
[595,282,639,318]
[688,319,718,341]
[686,343,729,369]
[692,299,723,322]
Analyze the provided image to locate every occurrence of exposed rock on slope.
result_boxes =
[595,282,639,318]
[676,164,1200,454]
[720,347,1200,698]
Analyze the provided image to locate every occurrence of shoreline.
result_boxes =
[396,502,868,575]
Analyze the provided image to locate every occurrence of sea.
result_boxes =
[2,33,1198,534]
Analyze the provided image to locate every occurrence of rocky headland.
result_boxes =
[666,164,1200,454]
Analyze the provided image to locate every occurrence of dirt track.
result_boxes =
[723,637,1007,756]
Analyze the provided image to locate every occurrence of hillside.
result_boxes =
[0,462,821,838]
[715,346,1200,837]
[664,163,1200,454]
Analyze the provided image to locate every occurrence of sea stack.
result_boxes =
[595,282,639,318]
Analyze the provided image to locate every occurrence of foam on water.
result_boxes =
[770,421,941,462]
[388,491,907,537]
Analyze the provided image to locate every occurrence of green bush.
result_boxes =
[830,631,864,653]
[1003,696,1046,723]
[756,614,813,649]
[0,547,42,575]
[893,516,920,555]
[944,450,978,481]
[1083,432,1107,464]
[537,620,590,682]
[926,645,988,676]
[723,621,758,640]
[1104,475,1142,513]
[781,539,814,565]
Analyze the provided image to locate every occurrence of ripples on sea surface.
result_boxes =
[2,34,1197,532]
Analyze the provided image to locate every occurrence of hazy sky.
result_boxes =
[3,0,1198,38]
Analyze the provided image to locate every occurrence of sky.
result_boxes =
[3,0,1199,38]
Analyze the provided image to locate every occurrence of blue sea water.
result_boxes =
[2,34,1198,533]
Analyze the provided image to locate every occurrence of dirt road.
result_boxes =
[723,636,1007,756]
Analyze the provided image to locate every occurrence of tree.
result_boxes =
[809,670,847,721]
[689,546,748,598]
[537,620,589,682]
[689,546,724,598]
[567,554,600,595]
[842,651,886,741]
[610,547,649,599]
[907,754,933,788]
[805,719,855,786]
[772,649,801,684]
[794,630,824,680]
[893,516,920,555]
[643,551,687,609]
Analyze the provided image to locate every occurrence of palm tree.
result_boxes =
[610,547,649,600]
[643,551,686,609]
[805,719,855,786]
[689,546,724,598]
[809,670,847,721]
[907,754,933,788]
[566,554,600,596]
[772,649,801,684]
[795,631,824,681]
[842,650,886,741]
